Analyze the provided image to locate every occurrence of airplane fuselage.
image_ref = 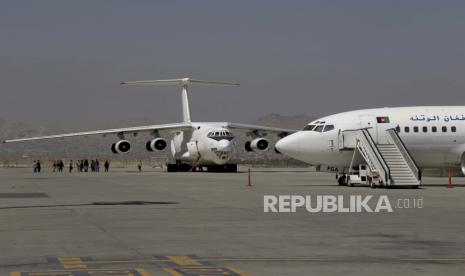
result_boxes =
[276,107,465,171]
[170,123,235,166]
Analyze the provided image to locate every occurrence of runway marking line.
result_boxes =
[164,268,183,276]
[167,256,202,266]
[165,266,245,276]
[228,267,250,276]
[164,255,248,276]
[9,268,151,276]
[58,257,87,269]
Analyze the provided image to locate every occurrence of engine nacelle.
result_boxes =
[245,138,269,152]
[111,140,131,154]
[146,138,167,152]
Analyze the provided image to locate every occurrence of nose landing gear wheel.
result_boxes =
[338,175,347,186]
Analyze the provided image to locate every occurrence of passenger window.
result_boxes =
[452,126,457,132]
[413,126,419,133]
[432,126,437,133]
[395,126,400,132]
[422,126,428,133]
[314,125,324,132]
[303,125,315,131]
[323,125,335,132]
[404,127,410,133]
[442,126,447,132]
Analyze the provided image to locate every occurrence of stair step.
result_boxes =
[392,177,418,181]
[391,174,416,178]
[384,157,405,160]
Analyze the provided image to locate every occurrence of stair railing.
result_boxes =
[386,128,421,181]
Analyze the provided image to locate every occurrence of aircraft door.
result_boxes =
[359,115,378,142]
[376,121,392,144]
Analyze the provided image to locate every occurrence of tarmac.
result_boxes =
[0,167,464,275]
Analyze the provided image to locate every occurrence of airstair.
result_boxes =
[340,128,421,187]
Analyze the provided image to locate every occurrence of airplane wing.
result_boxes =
[221,122,296,138]
[3,122,192,143]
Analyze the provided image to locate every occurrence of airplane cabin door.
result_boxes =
[376,121,391,144]
[359,115,378,142]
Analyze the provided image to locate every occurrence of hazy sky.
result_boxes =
[1,0,465,127]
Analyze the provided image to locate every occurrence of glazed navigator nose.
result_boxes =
[275,132,302,159]
[217,139,232,151]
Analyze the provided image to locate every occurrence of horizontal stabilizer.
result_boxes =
[120,78,239,87]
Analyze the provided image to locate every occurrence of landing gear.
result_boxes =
[338,175,347,186]
[167,163,177,172]
[166,163,237,173]
[166,163,191,172]
[207,164,237,173]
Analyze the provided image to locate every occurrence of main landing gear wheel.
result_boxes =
[167,163,191,172]
[338,175,347,186]
[167,164,178,172]
[207,164,238,173]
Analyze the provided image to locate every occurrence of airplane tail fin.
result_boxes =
[121,78,239,123]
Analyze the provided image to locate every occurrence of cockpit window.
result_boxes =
[314,125,324,132]
[323,125,335,132]
[303,125,315,131]
[208,130,233,138]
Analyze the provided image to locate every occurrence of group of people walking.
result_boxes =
[52,160,65,172]
[45,159,110,173]
[33,159,148,173]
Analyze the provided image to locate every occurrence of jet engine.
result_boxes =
[146,138,167,152]
[111,140,131,154]
[245,138,269,152]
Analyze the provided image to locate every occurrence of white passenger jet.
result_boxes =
[275,107,465,188]
[4,78,293,172]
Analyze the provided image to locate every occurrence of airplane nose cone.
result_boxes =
[275,133,302,159]
[218,139,232,151]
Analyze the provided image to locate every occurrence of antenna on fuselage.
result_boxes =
[120,78,239,123]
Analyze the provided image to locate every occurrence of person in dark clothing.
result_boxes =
[95,159,100,172]
[69,160,73,173]
[104,160,110,172]
[36,160,41,173]
[53,161,57,172]
[137,160,142,172]
[84,159,89,172]
[91,160,95,172]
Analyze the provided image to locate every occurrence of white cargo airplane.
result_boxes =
[275,106,465,188]
[4,78,293,172]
